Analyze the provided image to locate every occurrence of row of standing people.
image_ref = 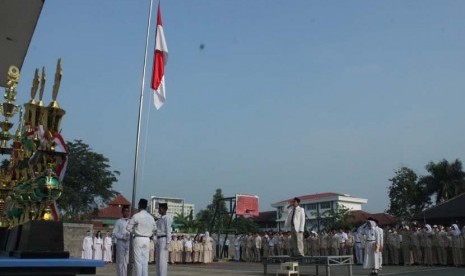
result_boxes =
[81,230,113,262]
[167,233,214,264]
[229,222,465,269]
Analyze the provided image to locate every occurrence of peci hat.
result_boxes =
[158,203,168,210]
[293,197,301,203]
[138,198,148,209]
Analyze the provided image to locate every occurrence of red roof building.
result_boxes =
[92,194,131,229]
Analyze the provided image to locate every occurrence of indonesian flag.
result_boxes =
[151,3,168,110]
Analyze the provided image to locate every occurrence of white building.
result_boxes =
[271,192,368,231]
[150,196,195,222]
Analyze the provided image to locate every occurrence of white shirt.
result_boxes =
[156,214,172,247]
[126,209,156,237]
[113,217,130,242]
[338,232,348,243]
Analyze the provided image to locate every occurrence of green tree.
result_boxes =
[57,140,119,221]
[173,209,199,233]
[317,204,355,230]
[419,159,465,204]
[196,189,230,233]
[387,167,430,221]
[231,216,259,233]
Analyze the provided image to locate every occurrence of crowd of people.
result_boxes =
[80,196,465,276]
[228,222,465,274]
[167,233,215,264]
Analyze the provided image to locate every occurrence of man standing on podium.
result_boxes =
[284,197,306,257]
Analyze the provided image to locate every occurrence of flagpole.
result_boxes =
[128,0,154,275]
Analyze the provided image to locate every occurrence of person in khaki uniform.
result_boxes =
[240,234,247,261]
[261,233,269,259]
[184,236,193,263]
[436,225,448,266]
[422,225,434,266]
[387,227,400,265]
[450,224,461,267]
[168,236,176,264]
[431,225,440,265]
[346,230,355,257]
[399,226,412,266]
[202,232,214,264]
[319,231,329,256]
[253,233,262,262]
[192,235,201,263]
[277,233,284,255]
[310,231,320,256]
[330,230,339,256]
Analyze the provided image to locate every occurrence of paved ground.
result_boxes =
[87,261,465,276]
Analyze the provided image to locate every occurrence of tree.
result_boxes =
[231,216,259,233]
[419,159,465,205]
[57,140,119,221]
[387,167,430,221]
[318,204,355,230]
[196,188,229,233]
[173,209,199,233]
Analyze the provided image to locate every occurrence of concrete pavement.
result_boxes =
[86,261,465,276]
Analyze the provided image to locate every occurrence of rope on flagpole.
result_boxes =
[139,91,153,194]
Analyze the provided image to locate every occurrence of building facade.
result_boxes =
[271,192,368,231]
[150,196,195,221]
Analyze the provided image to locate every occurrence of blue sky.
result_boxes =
[13,0,465,213]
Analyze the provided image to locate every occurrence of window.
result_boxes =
[306,203,317,210]
[320,202,331,209]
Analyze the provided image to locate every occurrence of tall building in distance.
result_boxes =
[271,192,368,231]
[150,196,195,221]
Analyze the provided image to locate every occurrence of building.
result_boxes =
[253,211,278,232]
[414,192,465,226]
[150,196,195,221]
[271,192,368,231]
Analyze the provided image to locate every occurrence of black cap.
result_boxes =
[294,197,301,203]
[138,198,148,209]
[159,203,168,210]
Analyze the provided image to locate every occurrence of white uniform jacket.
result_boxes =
[284,206,306,232]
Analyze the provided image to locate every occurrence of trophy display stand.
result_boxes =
[0,62,104,275]
[9,220,69,258]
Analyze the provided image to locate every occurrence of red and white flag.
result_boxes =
[151,3,168,110]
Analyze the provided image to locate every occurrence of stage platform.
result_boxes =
[0,257,105,276]
[262,255,353,276]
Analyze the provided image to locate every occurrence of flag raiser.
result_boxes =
[151,3,168,109]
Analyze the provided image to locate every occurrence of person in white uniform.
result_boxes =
[284,197,306,257]
[359,218,381,276]
[103,231,113,262]
[93,231,103,260]
[156,203,172,276]
[127,198,156,276]
[81,230,93,259]
[113,206,131,276]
